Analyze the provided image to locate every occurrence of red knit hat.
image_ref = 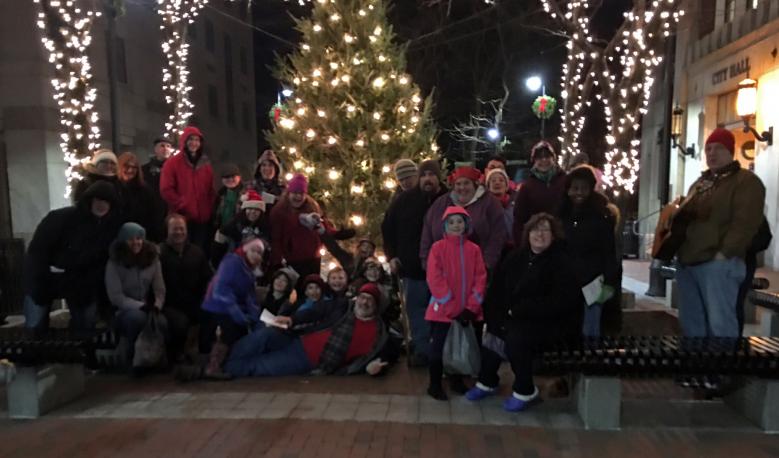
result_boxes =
[303,273,325,291]
[358,282,382,306]
[705,128,735,155]
[448,166,482,186]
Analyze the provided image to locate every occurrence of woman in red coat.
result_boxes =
[160,126,216,251]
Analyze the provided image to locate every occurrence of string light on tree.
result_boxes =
[34,0,102,197]
[540,0,683,194]
[158,0,209,142]
[267,0,438,239]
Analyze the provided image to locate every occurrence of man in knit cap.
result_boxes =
[675,128,765,343]
[382,159,447,366]
[393,159,419,193]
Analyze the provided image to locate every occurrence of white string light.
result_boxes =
[34,0,102,198]
[541,0,683,194]
[158,0,209,142]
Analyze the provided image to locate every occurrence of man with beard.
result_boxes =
[381,159,447,366]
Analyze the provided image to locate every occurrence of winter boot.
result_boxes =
[204,326,232,380]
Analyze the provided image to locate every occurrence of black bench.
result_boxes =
[748,290,779,337]
[0,328,118,419]
[538,336,779,430]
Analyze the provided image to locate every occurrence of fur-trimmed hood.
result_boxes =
[110,239,159,269]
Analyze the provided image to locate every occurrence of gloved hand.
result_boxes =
[454,308,476,325]
[596,284,615,304]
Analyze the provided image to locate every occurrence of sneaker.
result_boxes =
[503,388,540,412]
[427,385,448,401]
[465,383,496,401]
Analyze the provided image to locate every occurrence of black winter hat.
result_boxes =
[80,180,118,205]
[565,165,597,191]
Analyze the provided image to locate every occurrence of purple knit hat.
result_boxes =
[287,173,309,194]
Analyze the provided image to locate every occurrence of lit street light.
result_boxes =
[525,75,543,93]
[281,89,293,97]
[487,127,500,140]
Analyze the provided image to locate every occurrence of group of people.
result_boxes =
[20,122,769,411]
[382,140,620,407]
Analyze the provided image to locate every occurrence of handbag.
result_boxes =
[132,311,169,369]
[442,320,481,376]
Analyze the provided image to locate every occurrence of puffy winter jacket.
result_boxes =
[160,126,216,224]
[201,253,260,326]
[425,206,487,323]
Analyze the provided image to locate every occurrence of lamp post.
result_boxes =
[670,105,695,157]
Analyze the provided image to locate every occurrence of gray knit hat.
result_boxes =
[393,159,418,181]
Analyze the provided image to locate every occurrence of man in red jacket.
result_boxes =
[160,126,216,251]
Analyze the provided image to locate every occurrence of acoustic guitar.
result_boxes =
[651,196,693,261]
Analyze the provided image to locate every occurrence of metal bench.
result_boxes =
[748,290,779,337]
[538,336,779,431]
[0,328,117,419]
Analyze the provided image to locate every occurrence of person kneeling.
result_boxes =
[224,283,395,377]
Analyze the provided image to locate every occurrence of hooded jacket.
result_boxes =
[160,126,216,224]
[425,206,487,323]
[269,193,324,267]
[247,150,286,209]
[105,241,165,311]
[512,167,566,246]
[420,186,506,270]
[23,181,122,307]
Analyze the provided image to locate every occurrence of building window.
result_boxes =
[724,0,736,23]
[115,37,127,84]
[208,84,219,118]
[699,0,716,38]
[748,0,759,10]
[242,102,250,131]
[239,46,248,75]
[224,33,236,127]
[205,19,215,53]
[716,90,739,126]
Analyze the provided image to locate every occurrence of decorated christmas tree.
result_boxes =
[266,0,438,240]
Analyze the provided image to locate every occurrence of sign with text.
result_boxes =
[712,57,751,85]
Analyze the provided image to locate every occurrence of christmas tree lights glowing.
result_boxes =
[158,0,209,142]
[267,0,438,238]
[34,0,102,197]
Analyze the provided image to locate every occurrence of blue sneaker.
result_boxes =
[465,384,496,401]
[503,390,540,412]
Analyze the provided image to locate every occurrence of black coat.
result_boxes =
[558,193,619,289]
[142,158,169,239]
[159,242,212,321]
[122,181,161,241]
[381,185,447,280]
[483,243,582,340]
[24,185,122,307]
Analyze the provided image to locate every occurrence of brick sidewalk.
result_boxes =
[1,417,778,458]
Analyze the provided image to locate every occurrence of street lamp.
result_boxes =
[281,89,293,97]
[526,76,543,94]
[670,105,695,157]
[736,78,773,145]
[487,128,500,140]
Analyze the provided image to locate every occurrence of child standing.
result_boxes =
[425,206,487,400]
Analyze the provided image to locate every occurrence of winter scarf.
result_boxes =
[530,167,561,185]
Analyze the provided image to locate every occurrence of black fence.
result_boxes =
[0,238,25,323]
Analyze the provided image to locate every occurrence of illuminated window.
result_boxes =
[725,0,736,23]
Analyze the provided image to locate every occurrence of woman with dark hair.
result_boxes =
[512,141,567,245]
[117,152,160,241]
[246,149,286,213]
[466,213,582,411]
[211,190,270,266]
[558,165,619,337]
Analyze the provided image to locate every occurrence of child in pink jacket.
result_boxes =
[425,206,487,400]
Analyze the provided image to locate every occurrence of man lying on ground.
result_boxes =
[224,283,398,377]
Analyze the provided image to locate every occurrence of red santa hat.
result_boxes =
[241,190,265,211]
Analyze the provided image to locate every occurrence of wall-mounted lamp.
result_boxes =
[736,78,773,145]
[670,105,696,157]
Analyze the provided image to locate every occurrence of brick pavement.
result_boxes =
[1,417,778,458]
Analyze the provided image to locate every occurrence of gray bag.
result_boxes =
[132,311,169,369]
[442,320,481,376]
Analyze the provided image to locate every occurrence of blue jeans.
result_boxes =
[403,277,431,357]
[224,327,312,377]
[582,302,602,337]
[677,258,745,338]
[24,295,96,335]
[116,309,157,361]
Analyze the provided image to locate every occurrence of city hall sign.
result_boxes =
[711,57,751,85]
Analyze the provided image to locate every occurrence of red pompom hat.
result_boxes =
[705,128,735,155]
[448,166,482,186]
